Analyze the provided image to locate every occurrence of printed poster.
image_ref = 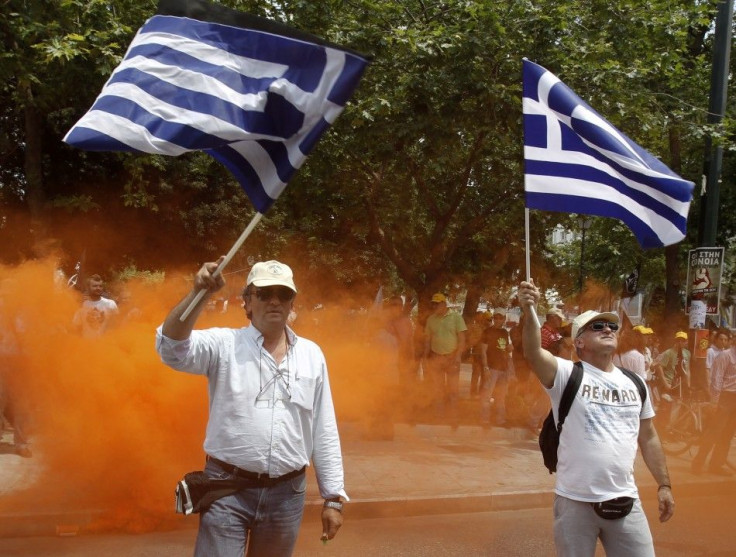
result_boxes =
[685,247,725,316]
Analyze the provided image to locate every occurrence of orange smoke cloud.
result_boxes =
[0,257,400,533]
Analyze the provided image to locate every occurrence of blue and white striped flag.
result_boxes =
[64,0,368,214]
[523,59,694,248]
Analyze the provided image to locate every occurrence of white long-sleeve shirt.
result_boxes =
[710,347,736,404]
[706,345,723,371]
[156,324,348,501]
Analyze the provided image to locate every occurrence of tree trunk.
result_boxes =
[463,283,482,322]
[23,91,47,246]
[663,125,683,329]
[663,244,682,331]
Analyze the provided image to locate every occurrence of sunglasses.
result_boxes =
[253,286,295,303]
[586,321,619,333]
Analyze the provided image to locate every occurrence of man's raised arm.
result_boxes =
[518,280,558,389]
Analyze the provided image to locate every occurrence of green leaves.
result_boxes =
[0,0,732,313]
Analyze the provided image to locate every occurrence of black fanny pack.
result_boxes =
[591,497,634,520]
[175,471,241,515]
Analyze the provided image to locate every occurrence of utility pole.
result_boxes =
[692,0,733,393]
[698,0,734,247]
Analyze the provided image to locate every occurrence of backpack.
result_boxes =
[539,363,647,474]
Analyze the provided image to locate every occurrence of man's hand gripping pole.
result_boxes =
[179,213,264,322]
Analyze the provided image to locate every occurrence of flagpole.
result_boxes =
[179,212,265,322]
[525,208,542,328]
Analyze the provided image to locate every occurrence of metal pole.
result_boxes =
[578,217,591,296]
[693,0,733,393]
[698,0,734,247]
[579,225,586,294]
[524,208,542,328]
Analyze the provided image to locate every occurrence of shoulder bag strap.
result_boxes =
[557,361,584,432]
[620,367,647,403]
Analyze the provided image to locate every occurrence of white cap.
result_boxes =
[247,260,297,293]
[572,310,619,338]
[546,307,565,319]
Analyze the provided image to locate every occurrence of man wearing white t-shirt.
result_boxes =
[519,280,674,557]
[72,275,118,337]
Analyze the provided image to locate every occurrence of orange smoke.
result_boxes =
[0,257,399,533]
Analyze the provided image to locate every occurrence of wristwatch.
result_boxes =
[323,500,343,513]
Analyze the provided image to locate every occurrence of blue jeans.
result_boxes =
[194,459,307,557]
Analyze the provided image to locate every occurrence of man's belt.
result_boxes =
[206,456,305,486]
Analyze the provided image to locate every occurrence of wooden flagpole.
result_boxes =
[179,212,265,321]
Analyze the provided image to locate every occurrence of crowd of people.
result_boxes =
[2,269,734,460]
[363,289,736,452]
[2,260,736,555]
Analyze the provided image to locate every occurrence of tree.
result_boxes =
[1,0,731,325]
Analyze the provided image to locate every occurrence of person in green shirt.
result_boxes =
[423,293,467,427]
[654,331,690,432]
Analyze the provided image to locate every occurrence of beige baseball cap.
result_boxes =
[247,260,297,292]
[572,310,620,338]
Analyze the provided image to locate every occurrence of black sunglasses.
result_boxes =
[586,321,619,332]
[253,286,295,303]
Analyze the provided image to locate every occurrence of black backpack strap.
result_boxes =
[619,367,647,404]
[557,362,584,432]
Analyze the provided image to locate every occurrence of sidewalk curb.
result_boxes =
[2,479,735,538]
[0,510,102,538]
[303,490,553,521]
[301,478,736,521]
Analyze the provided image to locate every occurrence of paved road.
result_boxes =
[1,493,734,556]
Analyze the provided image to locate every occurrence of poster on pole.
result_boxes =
[685,247,725,317]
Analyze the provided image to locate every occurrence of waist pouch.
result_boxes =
[175,471,241,515]
[591,497,634,520]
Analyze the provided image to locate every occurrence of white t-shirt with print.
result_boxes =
[72,297,119,337]
[548,357,654,502]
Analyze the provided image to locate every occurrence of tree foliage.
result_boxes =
[0,0,733,321]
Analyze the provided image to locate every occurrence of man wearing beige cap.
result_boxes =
[518,280,674,557]
[156,258,347,557]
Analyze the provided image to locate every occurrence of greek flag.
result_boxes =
[64,0,368,214]
[523,59,694,248]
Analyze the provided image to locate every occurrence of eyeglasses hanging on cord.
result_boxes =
[255,346,292,406]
